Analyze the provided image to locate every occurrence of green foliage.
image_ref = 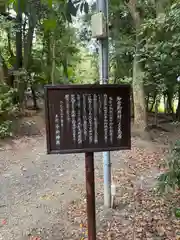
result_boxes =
[174,207,180,218]
[43,18,56,31]
[0,120,13,138]
[158,140,180,193]
[0,84,18,138]
[0,88,17,115]
[0,84,18,116]
[138,3,180,95]
[119,76,132,84]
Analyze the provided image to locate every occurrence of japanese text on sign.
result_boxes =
[45,84,131,154]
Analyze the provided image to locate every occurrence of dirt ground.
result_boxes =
[0,110,179,240]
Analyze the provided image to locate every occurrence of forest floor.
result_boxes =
[0,108,180,240]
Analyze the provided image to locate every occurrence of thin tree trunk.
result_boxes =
[46,32,51,84]
[23,16,27,43]
[0,56,4,82]
[163,93,166,113]
[31,85,38,110]
[154,95,161,126]
[114,56,120,82]
[7,29,15,87]
[20,14,36,109]
[24,25,35,69]
[154,99,158,126]
[146,93,149,112]
[167,92,174,114]
[131,89,134,118]
[149,93,157,112]
[155,0,171,16]
[0,54,10,84]
[7,30,14,58]
[127,0,147,132]
[165,97,170,113]
[15,0,23,70]
[7,6,14,59]
[15,0,23,107]
[62,59,69,82]
[51,35,56,85]
[176,85,180,121]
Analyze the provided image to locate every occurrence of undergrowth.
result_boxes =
[0,83,18,138]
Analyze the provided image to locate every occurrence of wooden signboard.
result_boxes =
[44,84,131,154]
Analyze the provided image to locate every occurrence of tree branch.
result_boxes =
[125,0,140,27]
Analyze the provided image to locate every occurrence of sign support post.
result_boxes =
[85,152,96,240]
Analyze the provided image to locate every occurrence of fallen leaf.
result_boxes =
[2,219,6,225]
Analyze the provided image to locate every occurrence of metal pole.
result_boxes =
[85,152,96,240]
[97,0,111,207]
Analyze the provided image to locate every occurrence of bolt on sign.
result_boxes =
[44,84,131,154]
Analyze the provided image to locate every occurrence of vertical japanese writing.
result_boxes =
[117,96,122,140]
[65,94,70,123]
[88,94,93,143]
[104,94,108,142]
[71,94,76,142]
[83,94,87,141]
[109,96,113,143]
[77,94,82,144]
[60,101,64,128]
[98,94,102,116]
[93,94,98,143]
[55,114,60,145]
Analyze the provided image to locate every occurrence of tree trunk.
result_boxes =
[167,92,174,114]
[23,16,27,46]
[31,85,38,110]
[0,54,11,85]
[15,0,23,109]
[24,22,35,69]
[0,56,4,82]
[149,93,157,112]
[19,14,36,109]
[154,95,161,126]
[51,35,56,84]
[62,59,69,82]
[176,85,180,121]
[15,0,23,106]
[146,93,150,112]
[127,0,147,132]
[6,29,15,87]
[7,30,14,58]
[163,93,166,113]
[155,0,170,16]
[132,53,147,130]
[154,99,158,126]
[15,0,23,70]
[45,32,51,84]
[131,89,134,118]
[114,56,121,82]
